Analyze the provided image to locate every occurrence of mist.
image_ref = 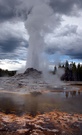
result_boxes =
[23,0,60,69]
[17,0,64,85]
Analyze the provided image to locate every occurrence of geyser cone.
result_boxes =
[24,68,42,78]
[24,68,41,74]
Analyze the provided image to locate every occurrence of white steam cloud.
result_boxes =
[22,0,61,70]
[17,0,64,86]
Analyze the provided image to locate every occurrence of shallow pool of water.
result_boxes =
[0,89,82,116]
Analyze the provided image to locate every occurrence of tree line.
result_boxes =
[0,68,16,77]
[54,61,82,81]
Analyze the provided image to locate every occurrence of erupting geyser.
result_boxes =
[24,0,60,71]
[18,0,64,86]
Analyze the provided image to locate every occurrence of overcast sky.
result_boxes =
[0,0,82,70]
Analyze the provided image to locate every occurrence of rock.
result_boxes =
[17,129,29,134]
[0,111,82,135]
[24,68,42,78]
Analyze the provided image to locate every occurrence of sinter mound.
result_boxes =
[24,68,42,77]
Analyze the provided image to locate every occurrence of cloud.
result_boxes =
[45,24,82,60]
[0,0,18,22]
[0,21,28,41]
[0,59,26,70]
[0,21,28,60]
[0,0,82,23]
[0,0,33,22]
[0,0,82,70]
[49,0,82,16]
[0,46,27,61]
[0,38,21,52]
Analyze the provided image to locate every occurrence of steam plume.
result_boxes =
[24,0,60,70]
[17,0,64,86]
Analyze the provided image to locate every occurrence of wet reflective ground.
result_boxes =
[0,87,82,116]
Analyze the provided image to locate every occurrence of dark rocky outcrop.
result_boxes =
[24,68,42,78]
[24,68,42,74]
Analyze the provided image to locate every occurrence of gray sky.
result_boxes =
[0,0,82,70]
